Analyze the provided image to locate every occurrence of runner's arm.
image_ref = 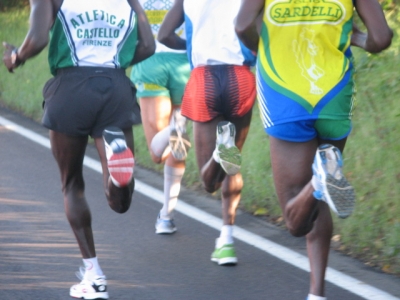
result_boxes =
[129,0,156,65]
[157,0,186,50]
[2,0,55,73]
[235,0,265,53]
[352,0,393,53]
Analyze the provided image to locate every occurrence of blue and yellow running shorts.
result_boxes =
[266,118,352,142]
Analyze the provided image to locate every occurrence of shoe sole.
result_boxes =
[218,144,241,176]
[169,130,191,161]
[155,228,177,234]
[325,174,355,219]
[107,149,135,187]
[70,291,109,300]
[211,256,238,266]
[317,145,355,219]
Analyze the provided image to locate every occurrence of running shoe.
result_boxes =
[103,127,135,187]
[211,240,238,266]
[215,121,241,176]
[155,214,177,234]
[70,267,108,300]
[169,109,191,160]
[312,144,355,219]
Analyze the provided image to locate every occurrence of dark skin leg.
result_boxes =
[269,136,346,296]
[50,128,134,259]
[194,110,252,225]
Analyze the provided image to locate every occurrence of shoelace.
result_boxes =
[75,265,86,280]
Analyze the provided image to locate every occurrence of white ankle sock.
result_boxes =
[217,225,234,247]
[83,257,103,279]
[308,294,327,300]
[150,127,170,158]
[159,165,185,219]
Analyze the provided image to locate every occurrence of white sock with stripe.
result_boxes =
[159,165,185,219]
[83,257,103,280]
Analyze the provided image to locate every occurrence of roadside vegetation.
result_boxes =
[0,2,399,276]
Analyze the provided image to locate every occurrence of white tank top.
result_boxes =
[183,0,256,68]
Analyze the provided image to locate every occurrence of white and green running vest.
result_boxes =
[48,0,138,75]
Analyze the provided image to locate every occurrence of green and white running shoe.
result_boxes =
[211,241,238,266]
[312,144,355,219]
[215,121,241,176]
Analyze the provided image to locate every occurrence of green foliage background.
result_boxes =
[0,0,29,11]
[0,3,399,275]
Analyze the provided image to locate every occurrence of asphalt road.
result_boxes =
[0,106,399,300]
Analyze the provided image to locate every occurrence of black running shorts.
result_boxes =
[42,67,141,137]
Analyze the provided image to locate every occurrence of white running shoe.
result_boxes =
[155,214,177,234]
[169,109,191,161]
[70,267,108,300]
[103,127,135,187]
[312,144,355,219]
[214,121,241,176]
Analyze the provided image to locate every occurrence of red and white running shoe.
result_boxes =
[103,127,134,187]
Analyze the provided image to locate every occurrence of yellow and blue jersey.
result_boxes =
[257,0,356,128]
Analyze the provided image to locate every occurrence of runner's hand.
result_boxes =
[2,42,17,73]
